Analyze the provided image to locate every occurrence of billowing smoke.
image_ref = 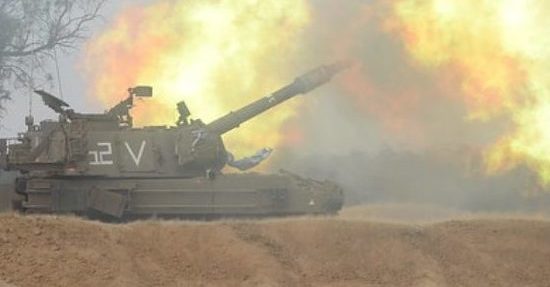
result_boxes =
[84,0,550,210]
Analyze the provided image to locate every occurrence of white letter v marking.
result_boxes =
[125,141,146,166]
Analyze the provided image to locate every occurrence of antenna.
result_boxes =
[26,66,35,131]
[25,32,35,131]
[54,47,64,100]
[28,84,32,116]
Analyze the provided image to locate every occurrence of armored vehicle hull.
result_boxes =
[15,171,343,220]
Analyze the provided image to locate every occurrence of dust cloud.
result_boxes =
[275,146,550,215]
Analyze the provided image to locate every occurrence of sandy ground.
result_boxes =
[1,205,550,287]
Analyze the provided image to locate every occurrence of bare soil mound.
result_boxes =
[1,212,550,287]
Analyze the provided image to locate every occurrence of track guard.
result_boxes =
[87,187,127,218]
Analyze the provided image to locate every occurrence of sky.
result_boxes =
[0,1,138,138]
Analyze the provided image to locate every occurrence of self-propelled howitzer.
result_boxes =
[0,62,348,220]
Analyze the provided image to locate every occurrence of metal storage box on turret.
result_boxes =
[0,62,348,220]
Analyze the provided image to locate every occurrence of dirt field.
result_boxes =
[1,206,550,287]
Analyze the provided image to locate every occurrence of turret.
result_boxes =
[205,61,350,135]
[2,61,349,176]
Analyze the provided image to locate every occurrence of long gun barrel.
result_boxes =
[206,61,350,135]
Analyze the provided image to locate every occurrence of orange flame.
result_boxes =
[388,0,550,184]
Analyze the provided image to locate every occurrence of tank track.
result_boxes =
[15,173,343,221]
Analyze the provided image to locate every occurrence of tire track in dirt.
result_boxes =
[230,222,309,286]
